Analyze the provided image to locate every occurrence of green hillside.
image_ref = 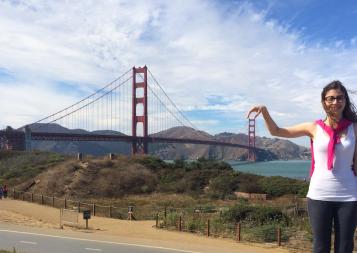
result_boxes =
[0,151,308,200]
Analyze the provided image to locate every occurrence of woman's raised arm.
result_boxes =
[246,105,315,139]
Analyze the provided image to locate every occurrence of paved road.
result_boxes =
[0,228,200,253]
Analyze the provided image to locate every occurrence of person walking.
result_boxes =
[247,80,357,253]
[3,185,8,198]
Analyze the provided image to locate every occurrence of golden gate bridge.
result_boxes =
[0,66,265,161]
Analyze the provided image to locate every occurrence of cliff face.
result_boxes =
[23,124,310,160]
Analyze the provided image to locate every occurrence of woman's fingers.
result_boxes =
[246,106,263,119]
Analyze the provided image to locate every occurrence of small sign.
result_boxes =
[83,210,91,220]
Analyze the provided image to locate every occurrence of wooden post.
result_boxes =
[236,223,241,242]
[179,216,182,231]
[207,219,211,236]
[41,195,44,205]
[59,209,62,229]
[207,219,210,237]
[109,205,112,218]
[64,198,67,209]
[277,227,281,246]
[92,204,96,216]
[22,193,24,201]
[78,201,80,212]
[163,207,167,226]
[156,213,159,228]
[31,193,34,202]
[52,196,55,207]
[13,189,15,199]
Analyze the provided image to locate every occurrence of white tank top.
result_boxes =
[307,123,357,201]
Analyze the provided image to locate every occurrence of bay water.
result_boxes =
[229,160,311,180]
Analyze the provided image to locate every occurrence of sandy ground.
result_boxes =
[0,199,292,253]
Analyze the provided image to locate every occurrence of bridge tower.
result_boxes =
[248,118,256,161]
[132,66,148,155]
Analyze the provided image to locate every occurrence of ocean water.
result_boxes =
[229,160,311,180]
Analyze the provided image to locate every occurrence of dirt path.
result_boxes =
[0,199,292,253]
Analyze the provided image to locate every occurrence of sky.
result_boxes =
[1,0,357,147]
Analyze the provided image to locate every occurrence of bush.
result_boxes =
[222,204,253,222]
[223,204,290,226]
[185,218,206,233]
[249,206,290,226]
[244,224,289,242]
[97,164,158,196]
[207,172,239,199]
[134,156,166,172]
[259,176,307,197]
[164,212,179,228]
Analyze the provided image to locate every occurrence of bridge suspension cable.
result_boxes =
[147,68,197,130]
[29,68,133,135]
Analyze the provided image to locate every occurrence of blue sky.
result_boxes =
[0,0,357,147]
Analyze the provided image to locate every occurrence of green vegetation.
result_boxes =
[0,151,308,199]
[133,156,308,198]
[0,248,18,253]
[0,150,64,186]
[222,203,290,226]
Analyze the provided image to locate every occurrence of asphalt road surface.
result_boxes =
[0,229,200,253]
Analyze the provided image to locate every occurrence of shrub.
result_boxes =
[164,212,179,228]
[249,206,290,226]
[207,172,239,199]
[222,204,253,223]
[185,218,206,233]
[259,176,307,197]
[222,204,290,226]
[97,165,158,197]
[134,156,165,172]
[244,224,289,242]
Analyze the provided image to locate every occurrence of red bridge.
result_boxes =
[0,66,267,161]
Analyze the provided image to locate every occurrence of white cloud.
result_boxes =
[1,0,357,147]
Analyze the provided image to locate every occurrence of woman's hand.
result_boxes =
[246,105,266,119]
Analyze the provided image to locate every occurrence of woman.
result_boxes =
[247,81,357,253]
[3,185,8,198]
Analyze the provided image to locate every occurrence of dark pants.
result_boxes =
[307,198,357,253]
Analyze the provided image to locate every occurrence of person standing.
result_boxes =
[3,185,8,198]
[0,185,3,200]
[247,80,357,253]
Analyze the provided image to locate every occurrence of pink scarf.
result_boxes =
[310,118,352,177]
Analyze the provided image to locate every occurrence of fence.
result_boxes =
[154,206,312,250]
[10,189,137,220]
[9,189,311,251]
[9,189,357,252]
[156,206,357,252]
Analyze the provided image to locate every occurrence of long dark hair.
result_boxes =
[321,80,357,122]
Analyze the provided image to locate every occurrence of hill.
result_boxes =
[151,127,309,161]
[0,151,308,201]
